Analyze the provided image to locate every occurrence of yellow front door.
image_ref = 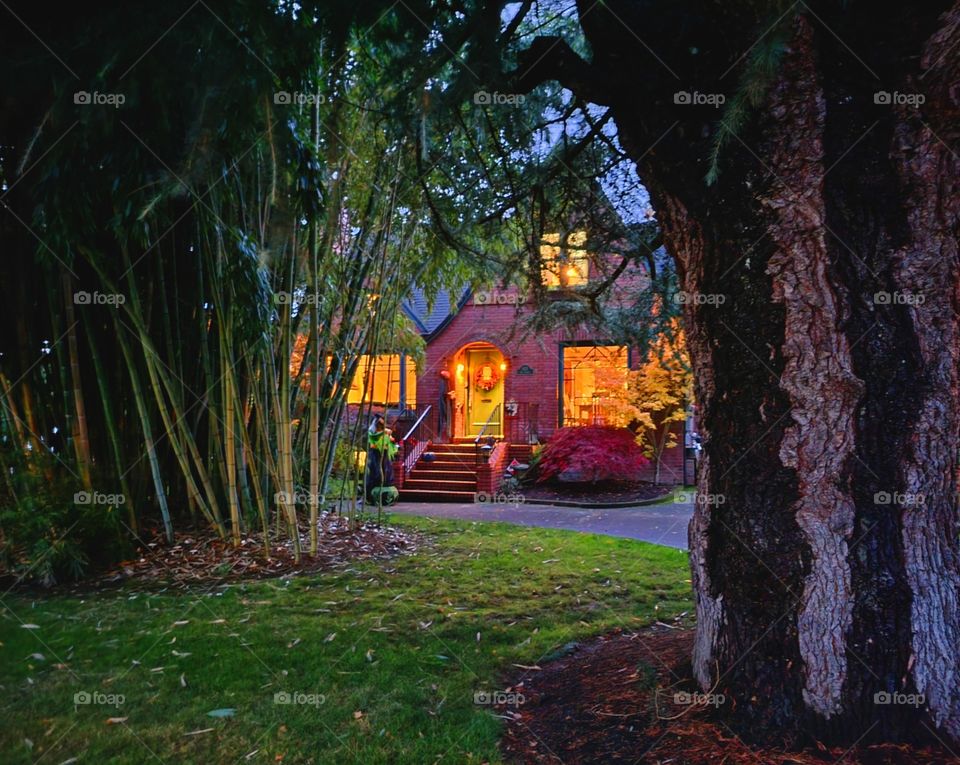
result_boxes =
[466,349,504,436]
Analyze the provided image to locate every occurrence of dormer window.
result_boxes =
[540,231,590,288]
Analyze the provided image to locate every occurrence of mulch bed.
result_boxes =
[521,480,670,505]
[499,625,958,765]
[25,511,423,593]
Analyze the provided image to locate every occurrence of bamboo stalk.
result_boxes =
[115,318,174,543]
[86,314,137,533]
[221,325,242,546]
[61,271,93,490]
[275,249,300,560]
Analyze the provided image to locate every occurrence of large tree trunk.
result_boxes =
[519,0,960,747]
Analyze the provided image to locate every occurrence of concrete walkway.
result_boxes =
[388,498,694,550]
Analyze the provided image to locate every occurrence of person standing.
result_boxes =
[365,414,398,504]
[438,369,453,441]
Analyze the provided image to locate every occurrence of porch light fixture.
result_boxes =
[499,362,507,372]
[456,363,465,377]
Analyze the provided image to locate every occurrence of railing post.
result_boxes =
[392,404,433,483]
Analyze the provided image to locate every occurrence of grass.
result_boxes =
[0,515,692,764]
[645,484,696,505]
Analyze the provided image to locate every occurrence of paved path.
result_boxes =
[388,499,694,550]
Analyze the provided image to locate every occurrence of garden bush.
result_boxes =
[0,458,126,585]
[533,426,649,484]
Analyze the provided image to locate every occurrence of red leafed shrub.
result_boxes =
[534,427,649,484]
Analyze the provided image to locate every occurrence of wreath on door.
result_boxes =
[474,362,500,391]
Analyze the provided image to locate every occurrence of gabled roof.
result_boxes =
[402,285,472,339]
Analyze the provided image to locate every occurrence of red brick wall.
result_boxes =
[418,285,589,443]
[476,441,509,494]
[416,282,688,484]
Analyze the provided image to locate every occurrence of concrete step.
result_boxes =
[415,458,477,469]
[398,488,477,502]
[428,451,479,460]
[402,478,477,492]
[409,468,477,482]
[416,455,475,463]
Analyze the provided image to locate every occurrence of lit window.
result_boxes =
[540,231,590,288]
[561,345,628,426]
[347,354,417,407]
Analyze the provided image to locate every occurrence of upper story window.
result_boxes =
[540,231,590,288]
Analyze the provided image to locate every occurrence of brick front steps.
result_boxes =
[398,441,533,502]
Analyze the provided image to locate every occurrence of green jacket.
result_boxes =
[369,430,398,460]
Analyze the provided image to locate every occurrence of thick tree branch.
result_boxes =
[510,35,614,106]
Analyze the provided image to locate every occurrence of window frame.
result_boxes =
[540,231,591,289]
[346,353,416,408]
[557,341,631,428]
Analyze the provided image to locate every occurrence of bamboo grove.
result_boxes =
[1,1,663,582]
[0,2,491,582]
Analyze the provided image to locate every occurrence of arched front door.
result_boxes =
[462,344,504,437]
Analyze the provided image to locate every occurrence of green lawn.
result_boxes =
[0,516,692,764]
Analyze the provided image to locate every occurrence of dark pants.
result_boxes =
[365,447,394,501]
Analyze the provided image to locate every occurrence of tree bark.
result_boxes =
[517,0,960,746]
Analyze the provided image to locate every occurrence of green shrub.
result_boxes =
[0,457,125,585]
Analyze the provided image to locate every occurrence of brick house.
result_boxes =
[349,233,694,499]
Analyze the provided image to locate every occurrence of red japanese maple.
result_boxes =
[534,426,649,484]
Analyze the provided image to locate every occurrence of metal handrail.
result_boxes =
[474,403,501,464]
[400,404,432,441]
[398,404,432,476]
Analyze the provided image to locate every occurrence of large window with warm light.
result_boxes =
[347,354,416,407]
[561,344,628,426]
[540,231,590,288]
